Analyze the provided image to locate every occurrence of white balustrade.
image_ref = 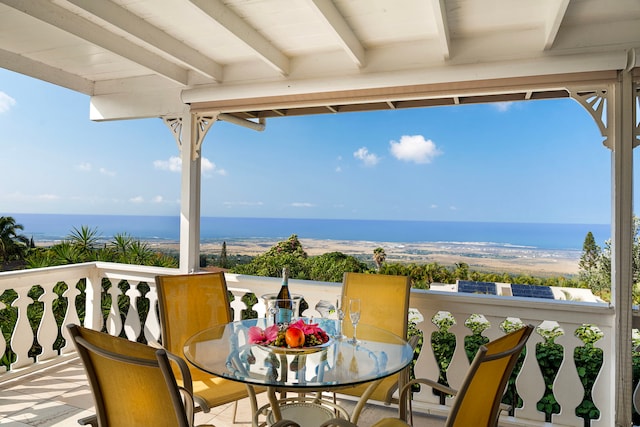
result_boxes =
[0,263,624,426]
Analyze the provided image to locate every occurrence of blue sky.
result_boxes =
[0,68,625,225]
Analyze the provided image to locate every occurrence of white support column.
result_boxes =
[179,113,201,273]
[163,113,216,273]
[611,69,635,427]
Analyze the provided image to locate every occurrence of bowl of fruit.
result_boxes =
[248,319,332,354]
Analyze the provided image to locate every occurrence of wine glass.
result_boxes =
[335,295,346,339]
[314,300,334,318]
[268,300,279,326]
[348,298,361,344]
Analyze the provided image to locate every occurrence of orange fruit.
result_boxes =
[285,327,305,348]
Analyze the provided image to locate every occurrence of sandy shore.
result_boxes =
[148,238,580,276]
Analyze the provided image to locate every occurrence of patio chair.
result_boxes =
[321,324,534,427]
[338,272,413,422]
[67,323,212,427]
[155,272,261,419]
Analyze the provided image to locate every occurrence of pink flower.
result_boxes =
[248,325,279,344]
[289,319,321,335]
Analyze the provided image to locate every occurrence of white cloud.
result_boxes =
[76,162,92,172]
[130,196,144,203]
[4,191,59,201]
[152,196,164,203]
[223,201,264,207]
[430,204,438,209]
[389,135,442,164]
[449,206,458,211]
[291,202,314,208]
[202,157,227,176]
[0,92,16,113]
[154,156,226,175]
[353,147,380,167]
[154,156,182,172]
[201,158,213,172]
[99,167,116,177]
[494,102,513,112]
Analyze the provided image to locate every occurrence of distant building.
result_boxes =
[430,280,606,303]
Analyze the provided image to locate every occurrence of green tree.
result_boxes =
[581,216,640,303]
[220,241,229,268]
[0,216,30,262]
[67,225,100,258]
[373,247,386,270]
[111,233,133,258]
[579,231,603,294]
[306,252,367,282]
[232,234,309,278]
[579,232,601,274]
[453,262,470,280]
[49,241,83,265]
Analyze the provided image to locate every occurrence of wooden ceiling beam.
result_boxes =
[190,70,616,115]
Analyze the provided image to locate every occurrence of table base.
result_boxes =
[256,396,350,427]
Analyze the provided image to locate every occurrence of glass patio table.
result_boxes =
[183,317,413,427]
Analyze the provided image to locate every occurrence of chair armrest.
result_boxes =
[163,350,194,395]
[397,378,458,421]
[148,340,163,349]
[159,349,211,413]
[320,419,358,427]
[384,334,422,404]
[401,378,457,398]
[499,403,512,413]
[77,415,98,426]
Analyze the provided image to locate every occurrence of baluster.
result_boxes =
[124,281,142,341]
[10,287,34,369]
[144,285,161,344]
[105,280,122,336]
[61,280,82,354]
[516,323,546,423]
[553,322,585,426]
[36,282,59,361]
[446,315,469,390]
[254,292,268,319]
[84,272,103,330]
[482,314,505,342]
[0,300,5,372]
[591,325,614,427]
[407,305,439,406]
[417,306,440,390]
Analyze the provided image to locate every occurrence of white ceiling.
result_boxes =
[1,0,640,121]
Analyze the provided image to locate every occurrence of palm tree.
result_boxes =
[68,225,100,257]
[373,247,386,270]
[0,216,30,262]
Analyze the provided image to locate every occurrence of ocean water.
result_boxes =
[8,213,610,251]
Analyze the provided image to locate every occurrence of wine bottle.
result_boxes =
[275,267,293,324]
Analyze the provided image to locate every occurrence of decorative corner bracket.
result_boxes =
[569,81,640,150]
[162,114,217,160]
[568,87,611,149]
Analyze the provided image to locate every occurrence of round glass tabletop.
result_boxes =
[183,317,413,390]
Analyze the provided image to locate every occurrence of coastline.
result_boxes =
[144,238,580,276]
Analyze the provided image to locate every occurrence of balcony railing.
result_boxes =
[0,262,620,426]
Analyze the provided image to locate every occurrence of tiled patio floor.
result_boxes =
[0,358,444,427]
